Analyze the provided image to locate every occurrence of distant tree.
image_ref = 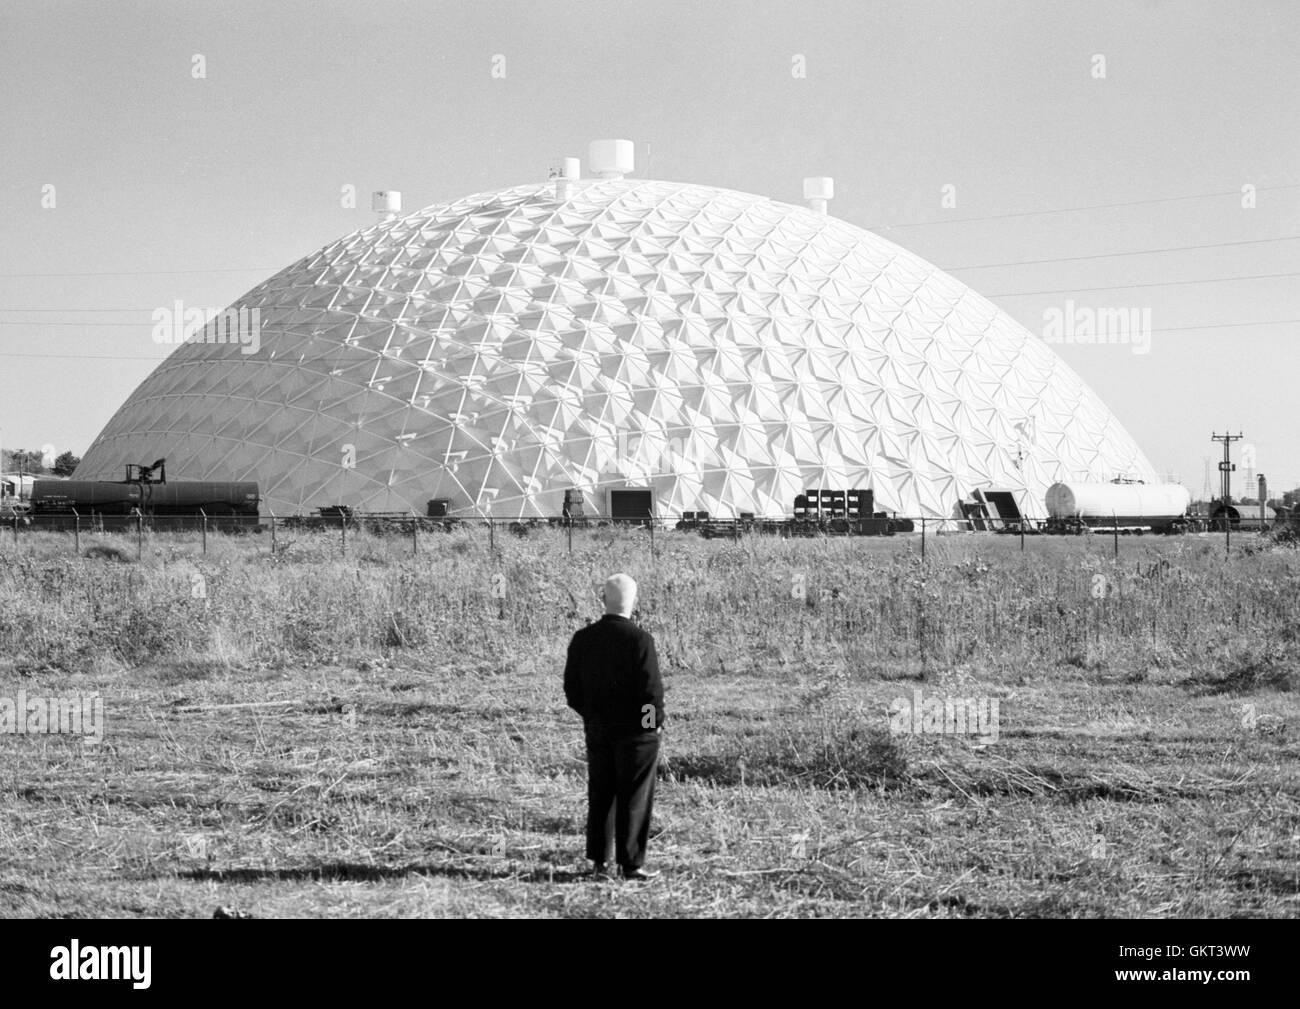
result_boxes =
[1,448,45,474]
[1283,487,1300,510]
[52,451,80,476]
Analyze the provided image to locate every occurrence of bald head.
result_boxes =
[601,573,638,617]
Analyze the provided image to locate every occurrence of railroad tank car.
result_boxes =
[1209,502,1277,531]
[1044,481,1190,532]
[30,480,259,528]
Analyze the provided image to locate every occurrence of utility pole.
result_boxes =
[1212,430,1243,556]
[1211,431,1242,505]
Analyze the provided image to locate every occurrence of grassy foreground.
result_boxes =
[1,526,1297,918]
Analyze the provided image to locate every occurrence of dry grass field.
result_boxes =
[1,525,1297,918]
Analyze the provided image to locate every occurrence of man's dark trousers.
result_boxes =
[584,722,660,869]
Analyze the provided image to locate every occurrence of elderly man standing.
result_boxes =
[563,573,665,880]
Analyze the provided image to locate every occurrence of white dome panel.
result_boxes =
[77,178,1155,519]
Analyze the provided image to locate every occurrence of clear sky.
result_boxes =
[2,0,1297,495]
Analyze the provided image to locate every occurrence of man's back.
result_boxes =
[564,614,664,731]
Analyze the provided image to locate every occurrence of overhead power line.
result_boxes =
[867,183,1300,231]
[0,351,173,361]
[982,270,1300,297]
[1,318,1296,362]
[944,235,1300,272]
[2,232,1296,309]
[0,266,279,279]
[0,183,1296,279]
[3,268,1297,324]
[1148,319,1299,333]
[0,321,188,327]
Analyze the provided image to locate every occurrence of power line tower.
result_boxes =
[1201,457,1213,501]
[1211,431,1243,504]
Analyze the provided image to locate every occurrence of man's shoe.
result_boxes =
[590,862,613,879]
[620,866,660,881]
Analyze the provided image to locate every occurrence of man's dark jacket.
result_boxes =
[564,614,665,731]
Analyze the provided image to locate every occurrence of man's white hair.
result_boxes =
[602,573,638,616]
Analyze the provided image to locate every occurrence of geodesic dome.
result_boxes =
[77,177,1156,519]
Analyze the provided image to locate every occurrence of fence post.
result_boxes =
[136,509,143,560]
[1113,512,1119,558]
[489,516,494,552]
[567,515,572,554]
[650,515,655,560]
[73,509,80,554]
[341,513,346,557]
[412,514,418,556]
[921,517,926,562]
[270,512,276,553]
[200,509,207,555]
[1020,519,1025,552]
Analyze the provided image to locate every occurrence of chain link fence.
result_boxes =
[0,507,1283,562]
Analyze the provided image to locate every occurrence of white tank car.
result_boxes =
[1045,482,1191,528]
